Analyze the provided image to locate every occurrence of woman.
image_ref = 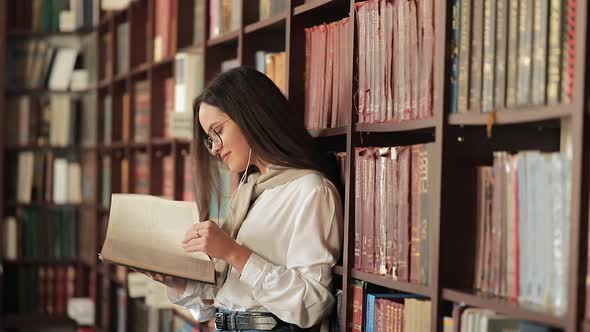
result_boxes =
[151,66,342,331]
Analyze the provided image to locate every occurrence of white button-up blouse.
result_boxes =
[167,173,343,328]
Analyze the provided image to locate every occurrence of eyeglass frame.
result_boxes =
[203,118,231,154]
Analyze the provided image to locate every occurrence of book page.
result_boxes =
[99,194,215,283]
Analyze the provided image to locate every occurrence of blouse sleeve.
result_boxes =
[166,280,218,322]
[238,184,343,328]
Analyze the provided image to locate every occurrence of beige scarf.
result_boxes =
[213,165,321,288]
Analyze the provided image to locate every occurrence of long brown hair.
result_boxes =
[191,66,338,219]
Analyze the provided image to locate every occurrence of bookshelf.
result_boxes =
[1,0,589,332]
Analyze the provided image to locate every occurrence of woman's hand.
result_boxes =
[182,221,252,273]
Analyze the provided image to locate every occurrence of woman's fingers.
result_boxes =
[182,236,205,252]
[182,223,210,244]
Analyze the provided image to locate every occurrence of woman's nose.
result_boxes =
[211,142,223,154]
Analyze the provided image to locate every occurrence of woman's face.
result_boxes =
[198,102,252,172]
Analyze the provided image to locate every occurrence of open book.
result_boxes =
[99,194,215,284]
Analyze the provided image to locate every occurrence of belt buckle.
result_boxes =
[214,312,226,331]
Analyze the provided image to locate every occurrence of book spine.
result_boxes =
[517,0,534,106]
[450,0,461,113]
[495,0,509,108]
[505,0,520,107]
[410,145,422,284]
[420,143,435,285]
[468,0,484,111]
[354,148,363,270]
[396,147,410,281]
[560,0,575,103]
[546,0,562,104]
[481,0,496,113]
[531,0,549,105]
[366,294,376,332]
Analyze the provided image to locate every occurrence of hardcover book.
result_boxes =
[99,194,215,284]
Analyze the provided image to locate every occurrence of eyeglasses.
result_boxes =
[203,119,230,155]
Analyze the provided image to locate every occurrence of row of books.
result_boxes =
[354,144,435,285]
[474,151,570,315]
[352,280,559,332]
[10,151,82,204]
[450,0,576,113]
[305,18,352,130]
[3,265,78,316]
[30,151,191,213]
[259,0,289,21]
[97,152,215,210]
[101,51,204,142]
[355,0,434,123]
[4,52,202,147]
[100,1,201,80]
[153,0,176,62]
[8,0,98,32]
[255,51,287,95]
[446,305,560,331]
[173,52,204,138]
[5,41,85,90]
[4,95,94,147]
[209,0,240,39]
[351,281,432,332]
[9,207,80,260]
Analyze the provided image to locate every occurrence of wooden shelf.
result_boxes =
[151,137,189,146]
[333,265,344,276]
[207,30,239,47]
[109,141,129,149]
[448,104,572,126]
[355,118,436,133]
[308,126,348,138]
[4,144,82,152]
[81,145,99,151]
[128,142,149,150]
[351,270,432,297]
[177,43,206,54]
[2,313,76,329]
[442,289,566,329]
[113,73,128,83]
[5,87,86,95]
[131,62,151,76]
[11,202,83,209]
[152,55,175,68]
[98,79,111,89]
[7,27,94,38]
[3,257,80,265]
[293,0,340,16]
[245,14,287,34]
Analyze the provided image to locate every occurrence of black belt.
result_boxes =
[214,311,288,331]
